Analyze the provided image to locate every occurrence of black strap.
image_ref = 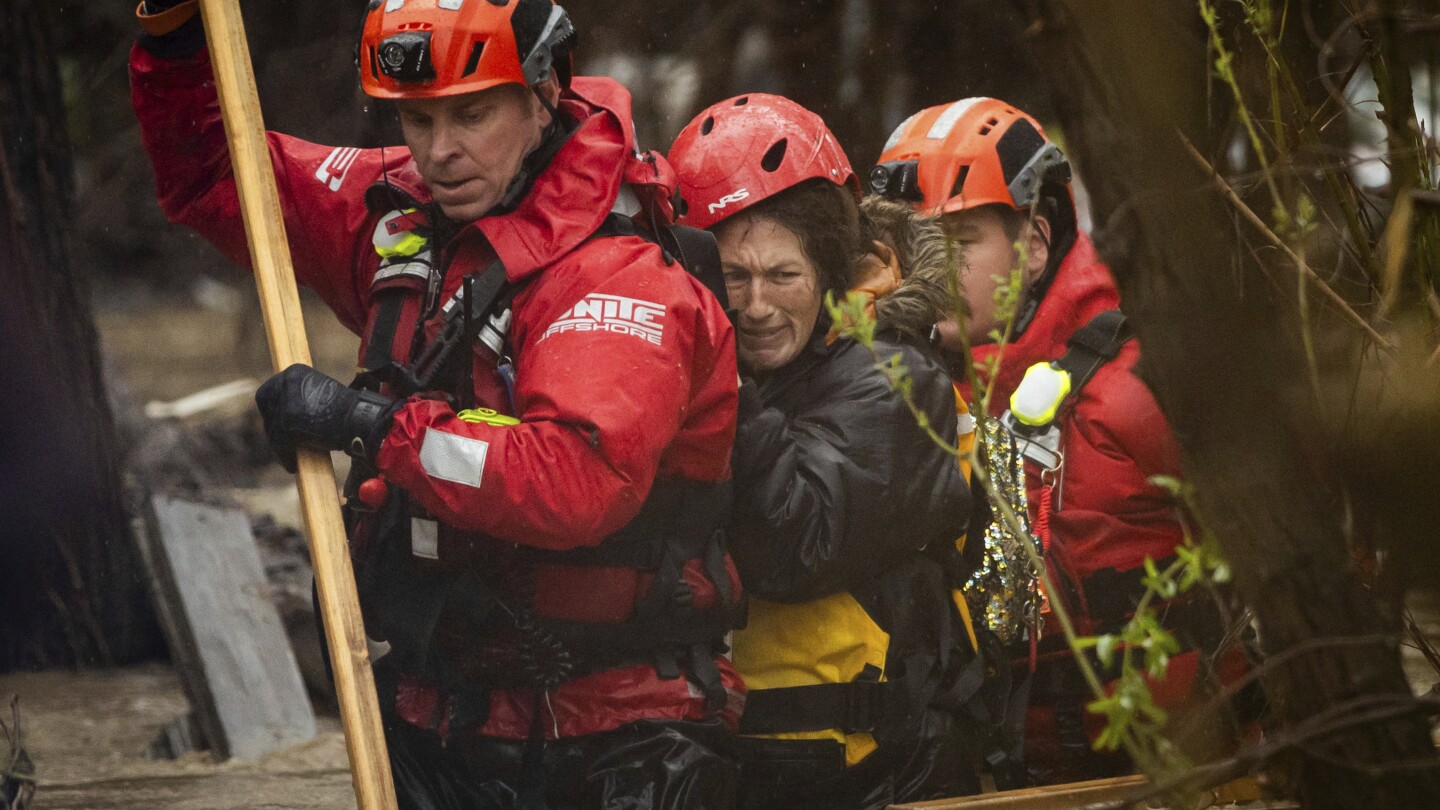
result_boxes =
[739,679,895,735]
[1051,309,1129,399]
[594,213,728,311]
[515,690,549,810]
[658,223,728,310]
[362,291,407,373]
[360,258,511,397]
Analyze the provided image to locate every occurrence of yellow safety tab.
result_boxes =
[1010,362,1072,427]
[373,209,428,259]
[456,408,520,427]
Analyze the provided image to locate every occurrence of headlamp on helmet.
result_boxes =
[868,160,923,203]
[359,0,575,100]
[376,32,436,84]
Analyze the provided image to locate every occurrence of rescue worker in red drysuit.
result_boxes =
[874,99,1254,784]
[131,1,744,806]
[670,94,980,809]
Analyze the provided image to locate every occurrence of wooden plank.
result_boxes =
[893,776,1147,810]
[891,775,1286,810]
[142,494,316,759]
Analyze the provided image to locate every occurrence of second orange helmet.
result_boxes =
[872,97,1070,216]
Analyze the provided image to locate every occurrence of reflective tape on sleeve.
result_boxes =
[419,428,490,488]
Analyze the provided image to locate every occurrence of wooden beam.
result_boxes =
[195,0,396,806]
[891,775,1285,810]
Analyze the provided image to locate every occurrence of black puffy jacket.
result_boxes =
[731,331,969,600]
[728,322,975,809]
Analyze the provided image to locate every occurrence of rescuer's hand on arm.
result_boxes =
[255,364,399,473]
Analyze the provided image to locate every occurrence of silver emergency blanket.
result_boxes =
[963,415,1042,645]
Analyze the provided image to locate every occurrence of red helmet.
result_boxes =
[668,94,858,230]
[872,98,1070,216]
[359,0,574,100]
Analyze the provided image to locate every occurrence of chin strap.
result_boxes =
[1011,217,1077,338]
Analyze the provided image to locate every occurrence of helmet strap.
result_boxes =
[1011,193,1078,338]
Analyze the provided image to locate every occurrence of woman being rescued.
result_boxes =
[668,94,983,809]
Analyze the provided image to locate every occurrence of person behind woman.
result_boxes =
[669,94,978,810]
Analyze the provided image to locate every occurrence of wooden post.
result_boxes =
[195,1,397,807]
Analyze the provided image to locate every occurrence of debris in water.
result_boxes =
[1,696,35,810]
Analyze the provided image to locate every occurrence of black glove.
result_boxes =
[255,364,398,473]
[137,0,204,60]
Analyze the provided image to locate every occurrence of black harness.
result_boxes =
[344,200,740,737]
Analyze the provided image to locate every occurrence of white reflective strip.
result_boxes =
[315,147,361,192]
[611,184,641,217]
[956,412,976,436]
[438,0,463,9]
[334,147,360,174]
[927,98,986,140]
[882,113,918,153]
[419,428,490,488]
[410,518,439,560]
[385,0,405,11]
[373,258,432,283]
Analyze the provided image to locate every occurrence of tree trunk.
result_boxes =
[0,0,163,671]
[1020,1,1440,806]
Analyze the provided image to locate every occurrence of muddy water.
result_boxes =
[0,666,355,810]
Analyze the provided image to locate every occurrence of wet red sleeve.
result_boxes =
[129,45,386,334]
[376,240,720,550]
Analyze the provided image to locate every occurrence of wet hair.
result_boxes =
[726,178,864,295]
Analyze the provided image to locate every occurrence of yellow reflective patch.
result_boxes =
[373,208,427,258]
[375,230,427,259]
[732,594,889,764]
[456,408,520,427]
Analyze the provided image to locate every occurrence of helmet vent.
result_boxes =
[700,116,715,135]
[951,166,970,199]
[978,125,992,136]
[760,138,788,172]
[734,97,749,106]
[461,40,486,77]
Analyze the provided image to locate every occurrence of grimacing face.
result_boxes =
[396,83,554,222]
[714,215,824,373]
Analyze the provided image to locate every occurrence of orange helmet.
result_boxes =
[872,98,1070,217]
[359,0,575,100]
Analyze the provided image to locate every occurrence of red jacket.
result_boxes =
[965,234,1183,594]
[131,47,742,739]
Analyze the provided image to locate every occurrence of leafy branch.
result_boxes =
[825,223,1219,790]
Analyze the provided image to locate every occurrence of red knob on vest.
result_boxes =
[357,477,389,508]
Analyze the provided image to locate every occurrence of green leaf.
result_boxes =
[1147,474,1187,497]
